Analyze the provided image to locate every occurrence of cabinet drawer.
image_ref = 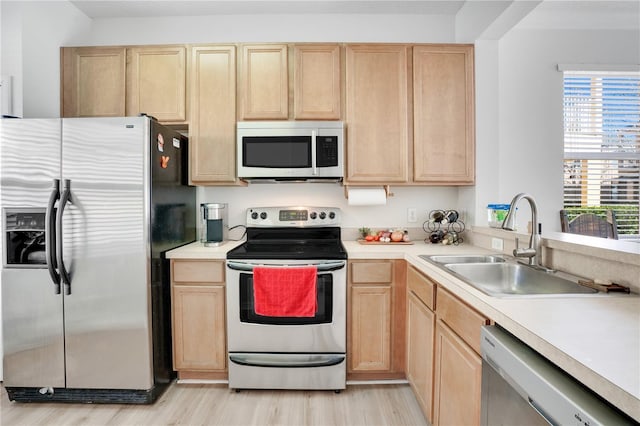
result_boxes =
[172,260,225,284]
[351,261,393,284]
[436,288,488,354]
[407,266,435,310]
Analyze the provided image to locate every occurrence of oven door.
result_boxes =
[226,259,346,353]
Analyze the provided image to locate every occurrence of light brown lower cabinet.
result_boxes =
[433,288,489,426]
[407,290,435,422]
[171,260,227,380]
[406,265,437,423]
[348,260,406,380]
[433,319,482,426]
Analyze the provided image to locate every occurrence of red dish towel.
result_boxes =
[253,266,318,317]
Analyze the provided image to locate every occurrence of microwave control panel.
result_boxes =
[316,136,339,167]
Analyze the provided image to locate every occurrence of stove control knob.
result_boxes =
[260,212,268,220]
[329,212,336,220]
[310,212,317,220]
[251,211,259,220]
[319,211,327,220]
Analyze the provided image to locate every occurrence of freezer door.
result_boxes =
[60,117,153,390]
[1,119,65,387]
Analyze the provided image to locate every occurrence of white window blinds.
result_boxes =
[563,71,640,239]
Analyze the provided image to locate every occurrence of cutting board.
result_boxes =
[356,239,414,245]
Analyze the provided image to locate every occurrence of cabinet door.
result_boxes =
[413,45,475,184]
[190,45,238,184]
[293,44,341,120]
[172,285,226,371]
[433,320,482,426]
[350,285,392,372]
[127,46,187,122]
[407,291,435,423]
[239,44,288,120]
[345,44,410,183]
[61,46,126,118]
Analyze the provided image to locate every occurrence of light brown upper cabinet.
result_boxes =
[293,44,341,120]
[239,44,288,120]
[189,45,239,184]
[126,46,187,123]
[345,44,411,184]
[61,46,127,118]
[413,45,475,184]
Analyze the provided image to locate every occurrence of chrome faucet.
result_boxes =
[501,193,541,267]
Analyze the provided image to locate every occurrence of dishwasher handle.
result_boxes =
[528,397,556,426]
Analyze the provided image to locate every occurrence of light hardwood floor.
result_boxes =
[1,382,429,426]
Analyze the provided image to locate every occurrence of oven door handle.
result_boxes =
[229,353,345,368]
[226,260,346,272]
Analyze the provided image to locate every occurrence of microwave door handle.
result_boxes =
[311,130,318,176]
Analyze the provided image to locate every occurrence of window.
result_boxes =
[563,71,640,240]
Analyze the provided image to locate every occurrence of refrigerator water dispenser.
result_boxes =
[4,208,47,267]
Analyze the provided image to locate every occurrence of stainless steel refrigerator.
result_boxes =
[1,116,196,403]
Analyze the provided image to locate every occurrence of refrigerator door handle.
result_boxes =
[46,178,61,293]
[56,179,72,295]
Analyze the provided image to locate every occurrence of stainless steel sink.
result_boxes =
[444,263,598,297]
[420,254,506,264]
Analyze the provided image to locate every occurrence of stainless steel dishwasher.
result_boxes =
[480,325,636,426]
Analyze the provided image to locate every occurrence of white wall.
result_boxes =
[0,1,92,118]
[496,28,640,233]
[83,14,455,45]
[1,2,24,117]
[199,184,460,231]
[460,39,501,228]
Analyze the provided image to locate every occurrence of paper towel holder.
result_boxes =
[343,185,394,199]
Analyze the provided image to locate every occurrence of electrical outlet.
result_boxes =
[491,237,504,251]
[407,208,417,223]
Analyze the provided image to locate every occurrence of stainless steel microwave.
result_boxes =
[236,121,344,182]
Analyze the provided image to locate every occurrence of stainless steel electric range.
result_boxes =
[226,206,347,391]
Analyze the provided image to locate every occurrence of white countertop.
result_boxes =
[166,240,244,259]
[167,239,640,421]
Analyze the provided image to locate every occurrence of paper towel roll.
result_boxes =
[347,187,387,206]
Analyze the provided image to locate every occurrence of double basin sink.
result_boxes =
[420,254,598,297]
